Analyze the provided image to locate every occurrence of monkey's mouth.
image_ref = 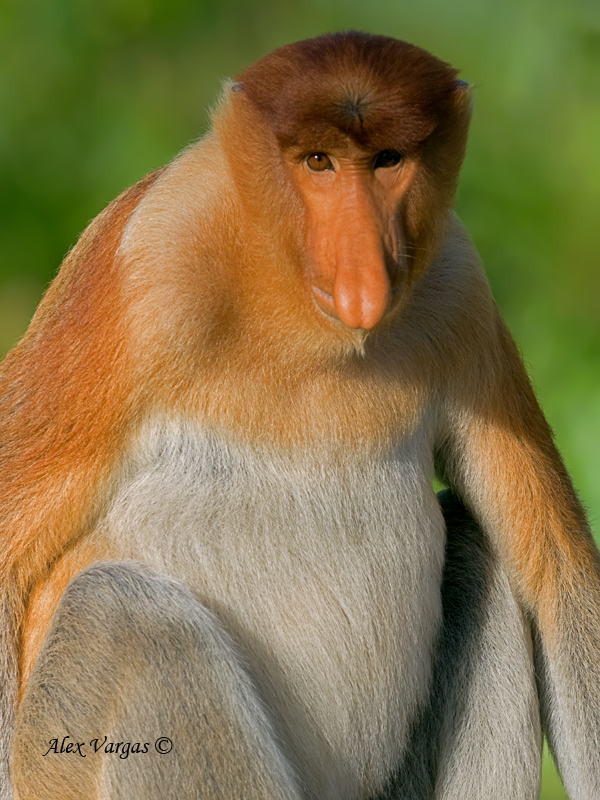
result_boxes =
[311,284,403,330]
[311,285,337,319]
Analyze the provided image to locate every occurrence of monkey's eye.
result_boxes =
[306,153,334,172]
[374,150,403,169]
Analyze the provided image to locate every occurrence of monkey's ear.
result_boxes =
[410,76,473,216]
[452,79,473,117]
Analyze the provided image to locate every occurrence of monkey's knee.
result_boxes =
[12,562,300,800]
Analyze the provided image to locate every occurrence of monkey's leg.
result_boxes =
[11,562,302,800]
[379,490,541,800]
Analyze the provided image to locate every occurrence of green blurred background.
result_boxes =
[1,1,598,797]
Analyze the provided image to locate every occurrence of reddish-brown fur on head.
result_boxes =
[235,31,459,155]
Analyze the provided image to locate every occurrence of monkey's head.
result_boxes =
[214,32,471,350]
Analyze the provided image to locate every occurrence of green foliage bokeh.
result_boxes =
[1,2,599,798]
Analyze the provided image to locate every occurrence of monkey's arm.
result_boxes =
[437,310,600,800]
[0,169,166,800]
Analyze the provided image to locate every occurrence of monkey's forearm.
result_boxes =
[439,329,600,799]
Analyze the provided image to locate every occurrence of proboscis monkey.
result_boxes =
[0,31,598,800]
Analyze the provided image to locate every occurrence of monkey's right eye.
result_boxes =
[374,150,403,169]
[306,153,334,172]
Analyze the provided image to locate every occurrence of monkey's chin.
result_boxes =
[312,301,406,361]
[348,328,369,357]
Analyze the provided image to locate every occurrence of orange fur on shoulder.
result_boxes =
[0,169,164,596]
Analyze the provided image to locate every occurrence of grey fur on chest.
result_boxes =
[97,422,447,798]
[103,421,444,586]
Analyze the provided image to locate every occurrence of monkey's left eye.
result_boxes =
[306,153,334,172]
[374,150,403,169]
